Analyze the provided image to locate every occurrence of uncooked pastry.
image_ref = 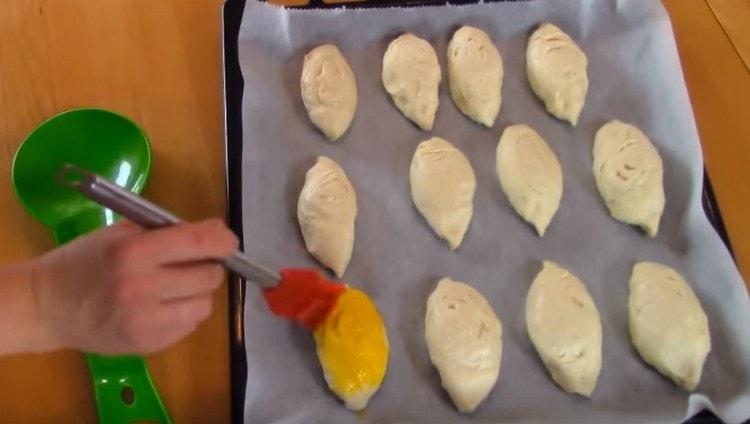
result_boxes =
[526,261,602,397]
[426,277,502,413]
[496,124,562,236]
[300,44,358,142]
[526,23,588,126]
[297,156,357,277]
[447,26,503,127]
[593,120,665,237]
[410,137,476,249]
[382,33,441,130]
[629,262,710,391]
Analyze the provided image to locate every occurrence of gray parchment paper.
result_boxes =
[238,0,750,422]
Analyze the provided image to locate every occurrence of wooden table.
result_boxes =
[0,0,747,421]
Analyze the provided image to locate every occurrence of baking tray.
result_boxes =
[221,0,735,422]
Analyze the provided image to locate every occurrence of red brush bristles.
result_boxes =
[262,268,347,329]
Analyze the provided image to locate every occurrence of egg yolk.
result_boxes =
[313,288,389,407]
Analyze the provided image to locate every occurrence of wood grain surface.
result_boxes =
[706,0,750,71]
[0,1,228,422]
[664,0,750,284]
[0,0,747,421]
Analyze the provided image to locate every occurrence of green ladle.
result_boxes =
[11,108,171,424]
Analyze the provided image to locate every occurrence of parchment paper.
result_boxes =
[237,0,750,422]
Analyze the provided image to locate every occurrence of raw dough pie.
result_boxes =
[447,26,503,127]
[526,23,588,126]
[526,261,602,397]
[300,44,358,142]
[297,156,357,277]
[382,33,441,131]
[593,120,665,237]
[426,277,502,413]
[496,124,562,236]
[629,262,710,391]
[410,137,476,249]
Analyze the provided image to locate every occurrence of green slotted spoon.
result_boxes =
[11,108,171,424]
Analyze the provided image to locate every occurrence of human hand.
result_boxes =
[30,218,238,355]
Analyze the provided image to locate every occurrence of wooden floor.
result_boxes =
[0,0,747,421]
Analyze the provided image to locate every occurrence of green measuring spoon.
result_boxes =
[11,108,172,424]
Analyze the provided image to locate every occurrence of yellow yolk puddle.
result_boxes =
[313,288,389,411]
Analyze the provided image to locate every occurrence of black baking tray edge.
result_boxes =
[222,0,735,422]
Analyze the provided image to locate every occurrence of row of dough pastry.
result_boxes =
[297,119,665,277]
[426,261,711,414]
[500,120,666,238]
[413,118,665,254]
[295,154,705,410]
[300,23,588,143]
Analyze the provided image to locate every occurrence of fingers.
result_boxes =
[143,296,214,353]
[114,218,239,267]
[135,322,200,354]
[97,218,236,354]
[156,262,225,301]
[161,296,215,325]
[114,219,141,231]
[65,219,142,253]
[116,296,215,354]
